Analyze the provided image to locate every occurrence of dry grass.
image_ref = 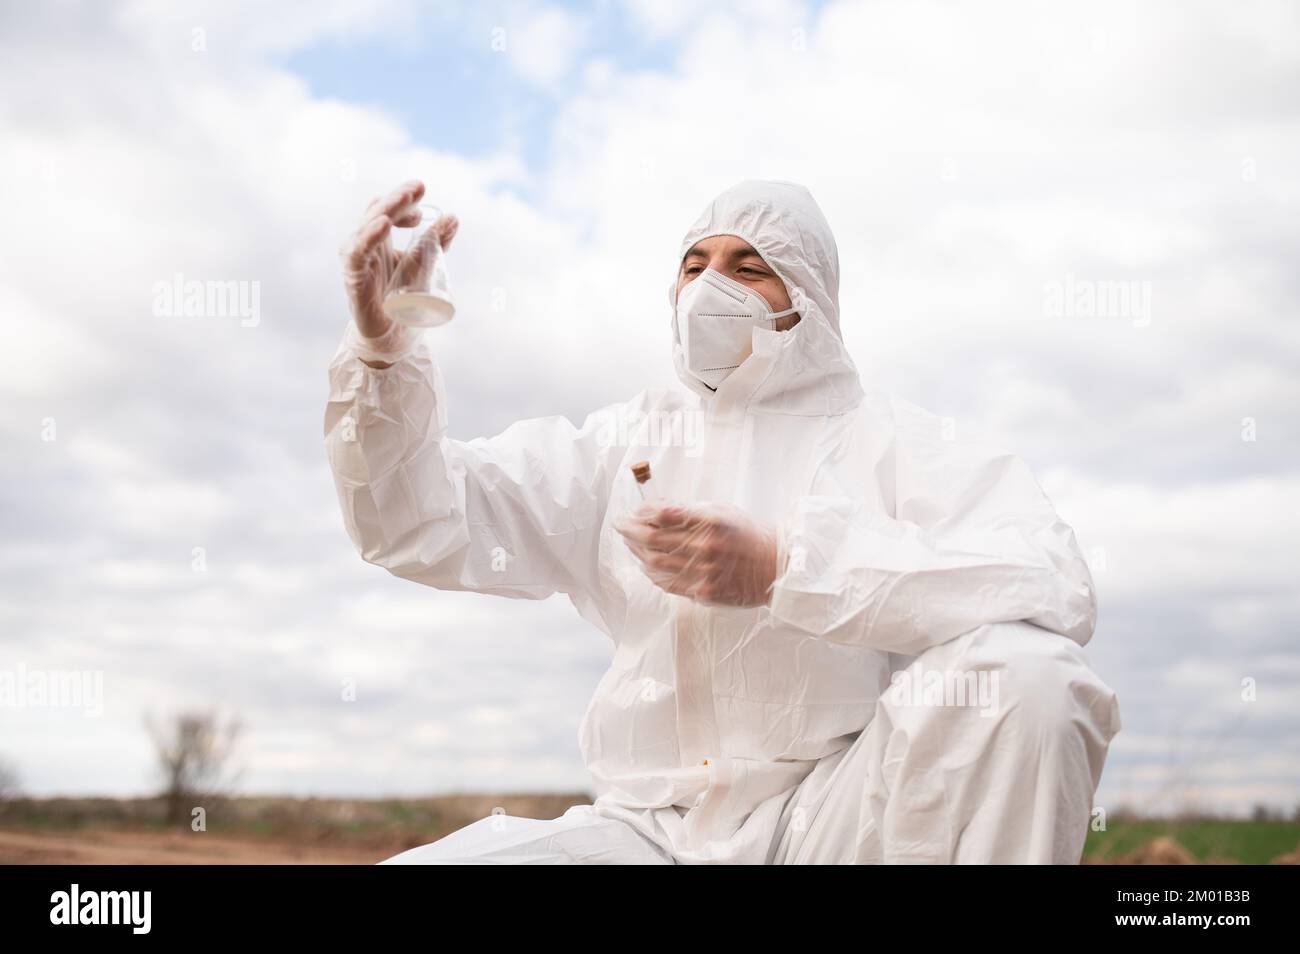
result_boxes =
[0,793,591,864]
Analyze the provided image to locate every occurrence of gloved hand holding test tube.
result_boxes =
[383,201,456,328]
[340,181,458,366]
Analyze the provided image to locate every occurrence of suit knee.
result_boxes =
[974,622,1119,747]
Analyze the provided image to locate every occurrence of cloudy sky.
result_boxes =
[1,0,1297,816]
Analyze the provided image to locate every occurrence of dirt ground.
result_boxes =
[0,793,590,864]
[0,827,387,865]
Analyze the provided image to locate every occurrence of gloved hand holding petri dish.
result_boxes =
[383,203,456,328]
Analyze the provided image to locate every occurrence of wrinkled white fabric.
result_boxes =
[343,315,418,364]
[381,620,1118,865]
[325,179,1120,864]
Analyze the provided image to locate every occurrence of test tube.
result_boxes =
[631,461,653,500]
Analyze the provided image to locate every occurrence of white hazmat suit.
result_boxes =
[324,180,1121,864]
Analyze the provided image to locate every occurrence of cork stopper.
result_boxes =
[631,461,652,484]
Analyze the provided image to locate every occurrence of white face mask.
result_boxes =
[672,267,800,391]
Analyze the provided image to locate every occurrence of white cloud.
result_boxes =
[1045,474,1300,597]
[500,3,590,87]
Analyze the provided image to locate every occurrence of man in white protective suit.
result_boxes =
[324,178,1121,864]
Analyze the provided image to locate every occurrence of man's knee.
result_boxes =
[962,621,1121,752]
[886,620,1120,746]
[867,621,1119,863]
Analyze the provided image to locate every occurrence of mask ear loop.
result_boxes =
[789,285,809,317]
[761,285,808,329]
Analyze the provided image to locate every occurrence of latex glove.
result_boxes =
[339,179,459,362]
[614,501,781,607]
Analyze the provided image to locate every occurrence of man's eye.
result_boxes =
[683,265,703,275]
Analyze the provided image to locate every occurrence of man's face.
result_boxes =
[676,234,801,331]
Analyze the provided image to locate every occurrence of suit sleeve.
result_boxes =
[323,323,630,605]
[768,397,1097,654]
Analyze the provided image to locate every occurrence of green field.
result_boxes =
[1085,819,1300,864]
